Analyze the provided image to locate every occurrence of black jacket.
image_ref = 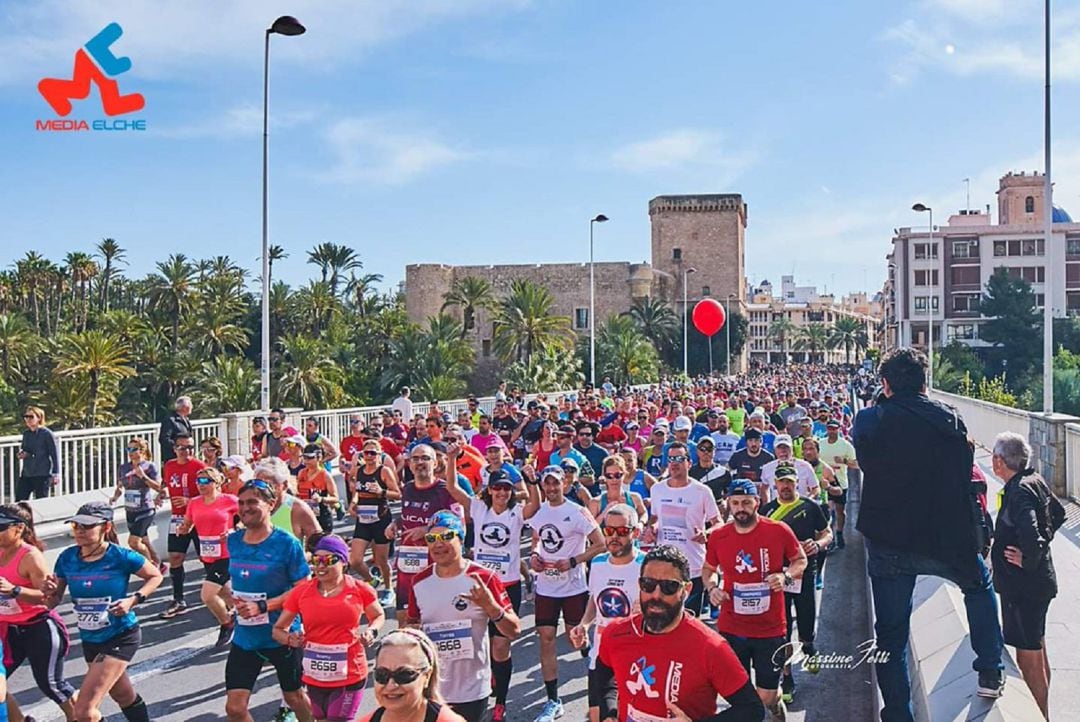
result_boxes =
[853,392,981,582]
[19,427,59,478]
[158,412,192,463]
[992,469,1058,600]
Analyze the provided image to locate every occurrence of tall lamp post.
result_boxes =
[726,292,737,376]
[683,267,696,377]
[589,214,608,386]
[1043,0,1054,412]
[912,203,934,389]
[261,15,306,413]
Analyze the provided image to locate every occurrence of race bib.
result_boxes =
[74,596,111,631]
[169,515,185,535]
[659,501,689,544]
[124,490,143,508]
[627,705,671,722]
[396,545,428,574]
[542,564,569,584]
[303,642,349,683]
[475,551,512,578]
[199,536,222,559]
[233,591,269,626]
[783,574,803,594]
[732,582,771,615]
[0,596,21,616]
[658,525,688,544]
[424,619,474,663]
[354,505,381,524]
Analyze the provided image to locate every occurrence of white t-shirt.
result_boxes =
[408,562,510,704]
[649,479,721,577]
[391,396,413,421]
[818,436,857,489]
[530,501,599,598]
[709,430,741,466]
[470,498,525,584]
[760,458,820,500]
[586,551,645,669]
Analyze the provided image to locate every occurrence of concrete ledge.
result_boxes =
[908,575,1042,721]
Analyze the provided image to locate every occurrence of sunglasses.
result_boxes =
[195,476,215,485]
[22,414,35,419]
[312,554,343,568]
[560,466,576,473]
[242,479,273,492]
[0,522,20,532]
[603,525,633,537]
[668,455,688,463]
[125,447,141,453]
[302,453,320,459]
[373,666,428,686]
[603,473,623,479]
[349,420,362,425]
[268,416,282,422]
[69,521,105,531]
[578,432,593,438]
[362,450,379,457]
[424,530,460,544]
[411,454,433,462]
[639,577,685,595]
[175,445,195,451]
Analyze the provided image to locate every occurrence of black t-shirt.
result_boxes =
[761,496,829,573]
[689,463,731,502]
[727,448,775,483]
[492,413,519,442]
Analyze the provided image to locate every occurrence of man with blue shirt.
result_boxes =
[550,424,592,478]
[735,411,777,455]
[660,416,699,471]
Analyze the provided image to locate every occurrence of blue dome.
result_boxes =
[1053,206,1073,223]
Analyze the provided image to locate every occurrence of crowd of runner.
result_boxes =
[3,366,871,722]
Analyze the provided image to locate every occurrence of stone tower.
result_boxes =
[649,194,747,307]
[998,171,1047,225]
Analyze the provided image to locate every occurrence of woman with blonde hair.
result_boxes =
[357,629,466,722]
[17,405,59,501]
[589,455,648,529]
[109,437,163,570]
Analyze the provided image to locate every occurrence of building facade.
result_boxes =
[884,171,1080,353]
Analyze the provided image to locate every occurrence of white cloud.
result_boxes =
[155,104,319,139]
[317,118,469,185]
[608,128,756,191]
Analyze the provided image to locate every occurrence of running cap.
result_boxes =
[744,427,763,440]
[487,469,514,487]
[427,510,466,538]
[775,461,798,481]
[827,419,841,428]
[285,434,307,447]
[673,415,692,431]
[697,436,715,449]
[67,501,114,525]
[728,479,758,497]
[774,434,793,448]
[543,464,567,480]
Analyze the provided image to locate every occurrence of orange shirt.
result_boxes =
[283,576,377,686]
[296,467,334,504]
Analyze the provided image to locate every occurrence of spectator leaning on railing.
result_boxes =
[17,405,60,501]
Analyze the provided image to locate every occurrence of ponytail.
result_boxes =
[104,522,119,545]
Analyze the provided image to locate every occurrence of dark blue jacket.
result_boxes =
[20,427,59,478]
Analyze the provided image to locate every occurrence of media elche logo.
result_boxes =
[36,22,146,132]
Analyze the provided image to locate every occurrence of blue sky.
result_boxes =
[3,0,1080,298]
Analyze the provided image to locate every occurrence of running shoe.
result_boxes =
[272,706,297,722]
[492,703,507,721]
[215,621,235,648]
[976,670,1005,698]
[370,566,383,588]
[377,589,395,608]
[159,600,187,619]
[781,673,795,703]
[533,699,563,722]
[835,531,846,549]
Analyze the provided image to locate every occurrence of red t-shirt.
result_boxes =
[597,613,748,721]
[283,576,378,686]
[339,435,367,469]
[596,425,628,447]
[162,458,207,515]
[184,494,239,562]
[705,518,801,638]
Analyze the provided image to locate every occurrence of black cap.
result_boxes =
[487,469,514,487]
[744,427,763,440]
[527,400,539,410]
[67,502,114,526]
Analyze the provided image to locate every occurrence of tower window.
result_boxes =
[672,247,682,261]
[574,308,589,330]
[1026,196,1035,213]
[702,286,711,296]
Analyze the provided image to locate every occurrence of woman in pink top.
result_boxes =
[179,468,239,649]
[0,502,77,721]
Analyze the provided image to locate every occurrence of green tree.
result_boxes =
[768,316,797,363]
[307,243,361,298]
[794,323,830,363]
[626,297,678,354]
[441,276,496,337]
[492,279,574,364]
[829,316,869,363]
[503,347,584,393]
[198,356,260,414]
[277,335,345,409]
[593,315,660,385]
[96,238,126,312]
[0,313,35,382]
[55,330,136,425]
[147,254,196,349]
[980,267,1041,382]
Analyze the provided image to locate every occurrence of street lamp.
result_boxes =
[589,214,608,386]
[912,203,934,389]
[726,293,737,376]
[1042,0,1054,412]
[261,15,306,413]
[683,267,696,377]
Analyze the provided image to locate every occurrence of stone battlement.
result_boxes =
[649,194,746,216]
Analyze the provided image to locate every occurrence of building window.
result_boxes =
[701,286,711,296]
[914,269,939,286]
[672,247,682,261]
[1068,293,1080,315]
[574,308,589,330]
[1068,238,1080,257]
[1036,293,1046,308]
[914,296,938,314]
[951,266,980,285]
[914,243,938,260]
[481,339,492,357]
[952,239,979,258]
[947,324,976,341]
[992,239,1045,257]
[1026,196,1035,213]
[952,294,980,313]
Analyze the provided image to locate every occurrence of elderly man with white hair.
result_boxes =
[159,395,194,463]
[991,431,1061,720]
[253,457,319,545]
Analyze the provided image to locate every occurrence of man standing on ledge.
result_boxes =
[854,347,1004,722]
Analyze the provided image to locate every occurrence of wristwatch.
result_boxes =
[256,600,269,614]
[782,572,794,587]
[8,586,21,599]
[133,591,147,605]
[569,557,578,569]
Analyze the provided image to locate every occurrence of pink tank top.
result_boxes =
[0,544,48,624]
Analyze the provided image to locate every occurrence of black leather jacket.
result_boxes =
[992,469,1058,600]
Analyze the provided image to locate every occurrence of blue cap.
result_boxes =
[427,510,465,537]
[728,479,758,497]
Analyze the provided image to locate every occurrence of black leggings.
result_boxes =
[449,698,489,722]
[784,570,818,649]
[4,612,76,706]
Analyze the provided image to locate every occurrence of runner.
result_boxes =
[817,419,857,549]
[0,503,76,722]
[46,502,163,722]
[108,437,163,570]
[727,428,775,503]
[688,436,732,518]
[593,545,763,722]
[357,629,467,722]
[349,438,401,607]
[255,457,320,545]
[223,480,313,722]
[178,467,239,648]
[201,436,226,472]
[470,415,506,457]
[704,479,807,721]
[250,416,270,462]
[760,436,819,503]
[709,412,742,468]
[221,454,254,496]
[568,503,645,722]
[160,432,207,619]
[643,441,721,616]
[760,463,832,703]
[590,456,648,529]
[264,409,299,461]
[523,465,604,722]
[297,444,339,535]
[406,510,520,722]
[618,447,656,511]
[274,534,385,722]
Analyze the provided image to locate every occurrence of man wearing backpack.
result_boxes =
[991,431,1061,720]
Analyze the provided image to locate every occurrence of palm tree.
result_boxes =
[441,276,496,337]
[198,356,260,414]
[794,323,831,363]
[0,313,35,382]
[768,316,797,364]
[492,279,574,364]
[307,243,361,298]
[15,252,50,332]
[503,347,584,393]
[95,238,126,312]
[293,281,341,334]
[626,297,679,354]
[346,272,384,316]
[268,244,288,281]
[147,254,196,349]
[277,335,345,408]
[64,252,98,331]
[829,316,869,364]
[596,315,660,385]
[55,330,136,425]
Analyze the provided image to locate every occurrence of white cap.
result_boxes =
[221,455,254,480]
[775,434,794,448]
[285,434,307,447]
[673,415,692,432]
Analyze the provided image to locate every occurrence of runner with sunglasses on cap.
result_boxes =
[159,432,207,619]
[223,480,314,722]
[349,438,401,608]
[703,479,807,721]
[568,503,645,722]
[274,534,385,722]
[405,511,520,722]
[593,545,763,722]
[45,502,163,722]
[297,445,338,535]
[522,464,605,722]
[108,437,164,571]
[358,629,466,722]
[176,467,240,649]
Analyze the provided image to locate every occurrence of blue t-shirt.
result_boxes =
[227,528,310,650]
[660,440,699,467]
[689,423,713,443]
[54,544,146,644]
[735,431,777,455]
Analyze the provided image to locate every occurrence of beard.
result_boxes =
[733,510,757,528]
[642,598,682,632]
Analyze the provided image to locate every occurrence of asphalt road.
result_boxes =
[13,478,875,722]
